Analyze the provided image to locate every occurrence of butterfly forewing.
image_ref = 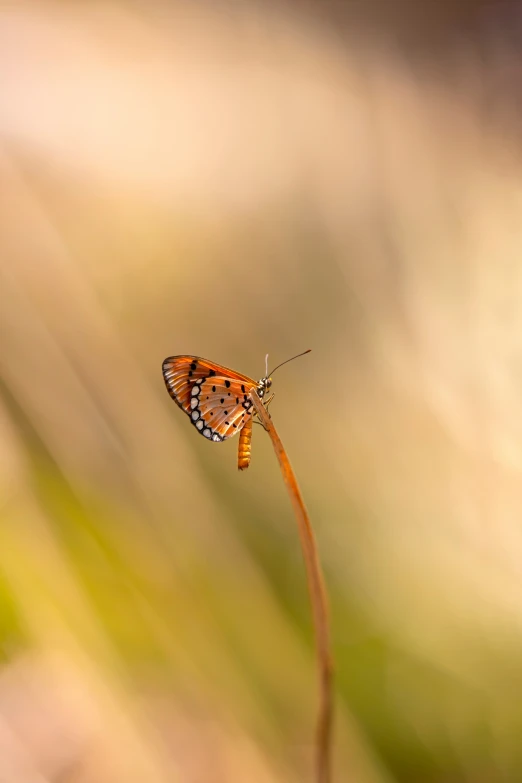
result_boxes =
[162,356,257,442]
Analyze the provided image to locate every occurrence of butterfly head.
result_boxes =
[256,375,272,398]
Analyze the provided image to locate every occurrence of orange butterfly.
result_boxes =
[162,351,310,470]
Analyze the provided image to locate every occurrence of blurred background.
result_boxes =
[2,1,522,781]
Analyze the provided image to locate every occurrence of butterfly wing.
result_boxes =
[162,356,257,442]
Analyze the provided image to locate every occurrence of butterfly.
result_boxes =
[162,351,310,470]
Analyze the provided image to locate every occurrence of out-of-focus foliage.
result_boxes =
[2,1,522,781]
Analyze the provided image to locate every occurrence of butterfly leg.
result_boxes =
[253,393,275,430]
[265,393,274,409]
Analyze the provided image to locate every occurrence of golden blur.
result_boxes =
[1,1,522,781]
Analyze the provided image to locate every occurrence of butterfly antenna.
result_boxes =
[265,353,269,378]
[269,349,311,376]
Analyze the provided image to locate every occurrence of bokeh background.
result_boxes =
[2,1,522,781]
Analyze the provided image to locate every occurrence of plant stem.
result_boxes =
[249,390,334,783]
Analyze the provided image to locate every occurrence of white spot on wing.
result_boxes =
[212,433,220,441]
[196,420,204,430]
[190,398,198,409]
[203,428,211,438]
[191,386,199,397]
[191,410,200,421]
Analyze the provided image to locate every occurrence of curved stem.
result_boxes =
[249,390,334,783]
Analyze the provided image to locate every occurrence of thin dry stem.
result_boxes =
[249,390,333,783]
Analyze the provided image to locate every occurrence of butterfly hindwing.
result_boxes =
[162,356,257,442]
[197,377,255,440]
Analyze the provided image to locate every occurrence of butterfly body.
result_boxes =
[162,356,271,465]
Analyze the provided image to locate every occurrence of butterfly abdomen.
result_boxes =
[237,418,253,471]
